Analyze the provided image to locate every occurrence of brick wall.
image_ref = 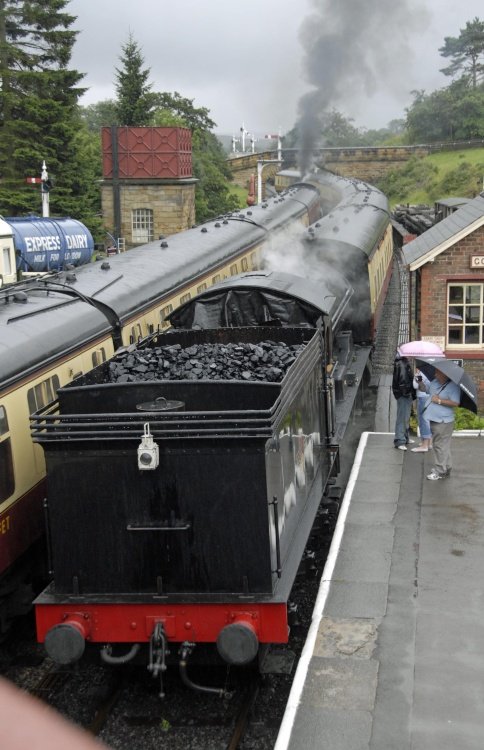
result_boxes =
[418,224,484,410]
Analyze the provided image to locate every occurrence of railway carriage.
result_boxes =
[29,174,394,692]
[0,184,320,634]
[1,172,393,652]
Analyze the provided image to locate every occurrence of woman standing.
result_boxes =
[411,369,432,452]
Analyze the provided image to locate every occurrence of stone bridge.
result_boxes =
[227,140,484,190]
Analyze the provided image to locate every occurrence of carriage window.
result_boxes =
[92,347,106,368]
[230,263,238,276]
[448,284,484,346]
[160,304,173,329]
[132,208,153,244]
[0,406,14,502]
[241,257,248,271]
[212,274,221,284]
[27,375,60,413]
[129,323,143,344]
[197,283,207,294]
[180,293,191,304]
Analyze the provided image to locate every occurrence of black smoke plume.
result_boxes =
[296,0,428,175]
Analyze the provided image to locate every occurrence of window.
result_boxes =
[448,283,484,346]
[27,375,60,413]
[241,257,248,271]
[132,208,153,243]
[212,274,221,284]
[129,323,143,344]
[197,283,207,294]
[180,292,191,304]
[0,406,14,502]
[2,246,13,276]
[230,263,238,276]
[92,347,106,368]
[160,304,173,329]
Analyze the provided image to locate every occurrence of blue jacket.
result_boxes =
[424,379,461,423]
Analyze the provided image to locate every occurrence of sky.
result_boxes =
[67,0,483,138]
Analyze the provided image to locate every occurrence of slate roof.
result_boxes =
[402,192,484,270]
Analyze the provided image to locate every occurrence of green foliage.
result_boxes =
[0,0,101,229]
[150,92,215,132]
[454,408,484,429]
[79,100,118,132]
[405,82,484,142]
[114,33,156,126]
[192,131,240,222]
[377,149,484,206]
[439,17,484,89]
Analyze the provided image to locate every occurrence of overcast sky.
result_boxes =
[67,0,483,136]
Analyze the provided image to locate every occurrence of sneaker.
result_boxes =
[398,445,407,451]
[407,439,415,444]
[443,468,452,477]
[427,469,444,480]
[411,446,428,452]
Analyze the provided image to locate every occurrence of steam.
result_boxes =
[296,0,429,175]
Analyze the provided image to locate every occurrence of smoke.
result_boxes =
[296,0,430,174]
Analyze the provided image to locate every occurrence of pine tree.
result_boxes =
[0,0,92,217]
[439,17,484,90]
[114,33,155,126]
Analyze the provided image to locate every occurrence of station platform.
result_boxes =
[275,428,484,750]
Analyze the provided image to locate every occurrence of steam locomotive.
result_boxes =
[0,181,321,635]
[30,172,393,692]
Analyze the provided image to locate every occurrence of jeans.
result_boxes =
[394,395,413,446]
[416,397,432,440]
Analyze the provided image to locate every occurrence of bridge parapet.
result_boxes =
[227,140,484,186]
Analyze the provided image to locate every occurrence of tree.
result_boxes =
[439,17,484,89]
[0,0,95,218]
[114,33,155,126]
[80,100,118,132]
[150,94,239,222]
[151,91,216,132]
[405,81,484,143]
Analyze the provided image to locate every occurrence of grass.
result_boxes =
[379,147,484,207]
[227,183,249,208]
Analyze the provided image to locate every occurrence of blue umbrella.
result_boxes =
[416,357,478,414]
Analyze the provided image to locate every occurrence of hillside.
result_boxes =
[377,148,484,207]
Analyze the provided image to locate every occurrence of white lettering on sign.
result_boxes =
[24,234,88,254]
[66,234,88,249]
[470,256,484,268]
[25,235,61,253]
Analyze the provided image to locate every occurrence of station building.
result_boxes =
[402,193,484,410]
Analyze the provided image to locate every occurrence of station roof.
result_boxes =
[403,193,484,270]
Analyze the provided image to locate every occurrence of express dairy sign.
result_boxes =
[24,233,89,253]
[470,256,484,268]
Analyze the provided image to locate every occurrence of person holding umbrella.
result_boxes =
[416,356,478,480]
[419,367,461,480]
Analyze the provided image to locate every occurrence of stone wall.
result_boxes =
[101,180,196,247]
[228,146,431,186]
[317,146,430,183]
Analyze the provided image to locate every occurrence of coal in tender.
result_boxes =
[107,340,306,384]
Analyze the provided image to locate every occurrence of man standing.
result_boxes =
[392,353,415,450]
[422,367,460,480]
